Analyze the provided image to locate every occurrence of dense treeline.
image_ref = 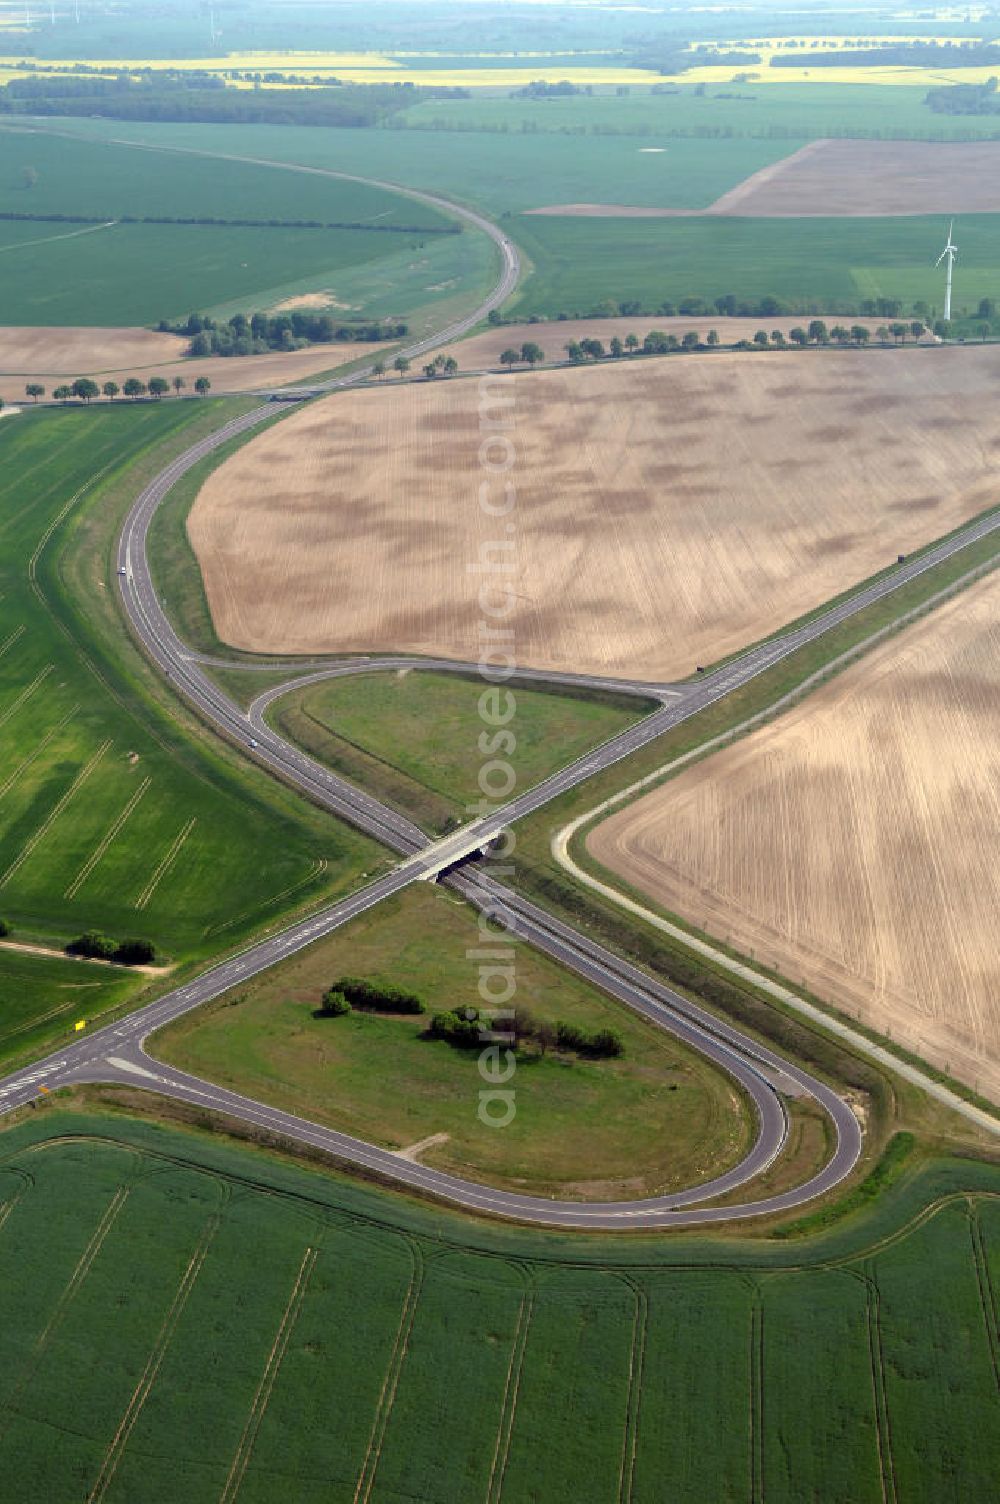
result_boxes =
[925,79,1000,115]
[772,41,1000,68]
[0,209,456,235]
[32,375,213,402]
[159,310,408,358]
[491,292,922,323]
[388,117,1000,142]
[562,320,932,360]
[0,75,466,128]
[631,43,762,75]
[513,79,586,98]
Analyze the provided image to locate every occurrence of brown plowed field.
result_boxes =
[589,570,1000,1099]
[0,326,359,403]
[0,325,186,371]
[712,138,1000,217]
[188,344,1000,679]
[528,139,1000,218]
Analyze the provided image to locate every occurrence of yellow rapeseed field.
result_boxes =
[0,50,663,87]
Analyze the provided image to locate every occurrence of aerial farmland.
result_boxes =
[189,344,1000,675]
[588,568,1000,1098]
[0,0,999,1496]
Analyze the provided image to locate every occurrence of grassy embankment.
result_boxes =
[0,1111,998,1501]
[0,402,383,1068]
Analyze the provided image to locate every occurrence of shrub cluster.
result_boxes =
[67,932,157,966]
[429,1005,623,1058]
[322,976,426,1015]
[553,1022,625,1057]
[925,79,1000,116]
[319,989,352,1017]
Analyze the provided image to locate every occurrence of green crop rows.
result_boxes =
[0,403,378,1062]
[0,124,457,325]
[21,115,799,215]
[508,212,1000,321]
[0,1115,998,1501]
[0,219,449,328]
[28,115,1000,328]
[0,127,450,228]
[401,80,1000,143]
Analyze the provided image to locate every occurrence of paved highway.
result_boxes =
[3,178,996,1223]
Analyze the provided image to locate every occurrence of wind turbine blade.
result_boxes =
[935,249,947,266]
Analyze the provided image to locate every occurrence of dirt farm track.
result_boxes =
[189,344,1000,679]
[589,569,1000,1100]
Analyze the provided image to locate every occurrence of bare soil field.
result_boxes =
[715,138,1000,217]
[0,325,186,372]
[588,570,1000,1100]
[440,316,888,369]
[528,139,1000,218]
[187,344,1000,678]
[0,330,359,403]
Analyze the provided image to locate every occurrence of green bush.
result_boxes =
[319,989,352,1018]
[429,1008,481,1047]
[332,976,425,1015]
[428,1007,624,1060]
[67,931,117,961]
[0,919,8,938]
[114,938,157,966]
[67,931,156,965]
[555,1021,624,1057]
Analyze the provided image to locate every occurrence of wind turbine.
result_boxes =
[936,220,958,323]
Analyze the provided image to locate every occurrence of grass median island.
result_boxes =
[151,883,752,1201]
[266,669,650,835]
[2,1112,1000,1500]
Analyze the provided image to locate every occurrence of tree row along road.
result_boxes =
[1,170,996,1224]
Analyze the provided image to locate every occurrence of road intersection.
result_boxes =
[1,180,997,1224]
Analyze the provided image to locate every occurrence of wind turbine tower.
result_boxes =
[936,220,958,322]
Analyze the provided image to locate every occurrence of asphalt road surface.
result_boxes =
[2,178,996,1223]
